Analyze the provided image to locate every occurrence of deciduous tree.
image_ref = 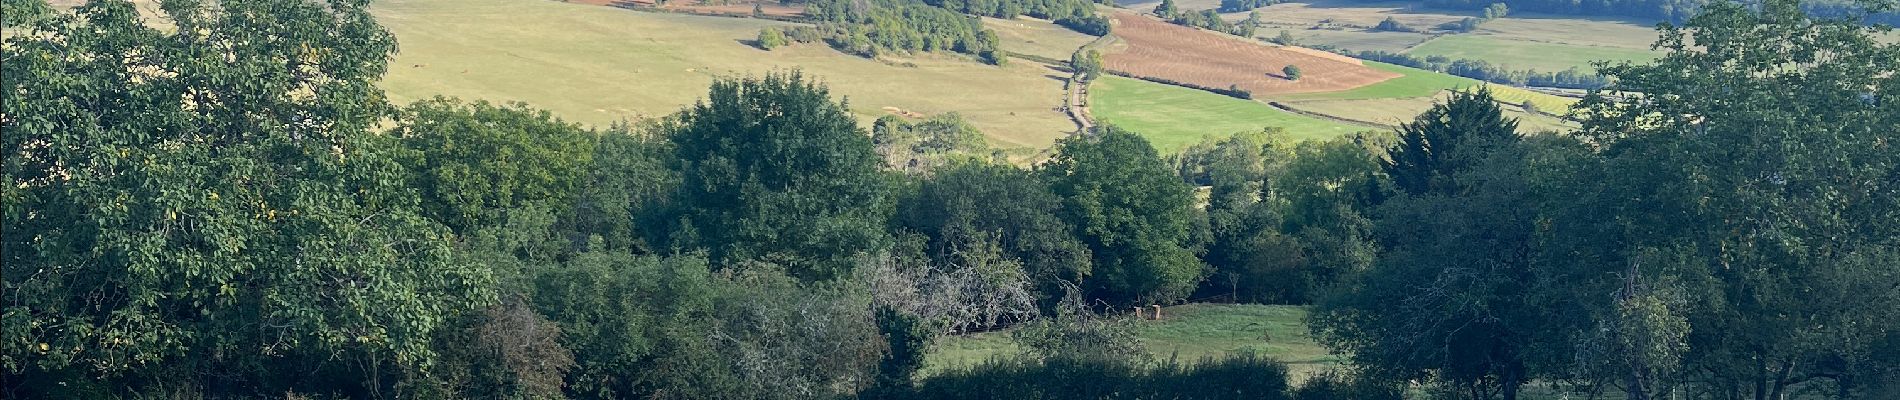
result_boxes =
[655,71,892,281]
[1040,125,1205,305]
[1,0,493,396]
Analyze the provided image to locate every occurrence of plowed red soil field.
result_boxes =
[1102,12,1400,96]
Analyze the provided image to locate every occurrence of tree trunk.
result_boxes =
[1767,361,1793,400]
[1754,353,1769,400]
[1627,367,1651,400]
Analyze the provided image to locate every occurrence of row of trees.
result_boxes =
[925,0,1114,35]
[1346,50,1613,89]
[789,0,1116,64]
[803,0,1009,64]
[1156,0,1266,37]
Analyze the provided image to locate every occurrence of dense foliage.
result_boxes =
[1312,1,1900,399]
[1175,131,1381,304]
[1040,126,1206,305]
[7,0,1898,399]
[2,0,491,396]
[393,98,598,234]
[649,71,892,282]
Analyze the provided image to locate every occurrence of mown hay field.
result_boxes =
[985,16,1101,60]
[374,0,1078,151]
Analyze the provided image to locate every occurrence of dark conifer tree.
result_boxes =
[1380,88,1520,196]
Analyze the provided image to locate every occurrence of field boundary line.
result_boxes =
[1265,101,1390,130]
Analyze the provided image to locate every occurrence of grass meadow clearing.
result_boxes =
[985,16,1101,60]
[926,304,1340,380]
[373,0,1078,152]
[1089,76,1368,152]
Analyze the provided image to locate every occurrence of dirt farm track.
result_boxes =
[1102,12,1401,96]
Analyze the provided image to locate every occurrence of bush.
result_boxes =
[1282,65,1303,81]
[1373,16,1414,32]
[1291,369,1405,400]
[756,27,789,50]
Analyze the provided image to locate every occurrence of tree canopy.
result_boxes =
[655,71,893,281]
[1040,126,1205,305]
[2,0,491,395]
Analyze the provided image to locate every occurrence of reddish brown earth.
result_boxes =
[1102,12,1400,96]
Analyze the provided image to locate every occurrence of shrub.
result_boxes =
[757,27,789,50]
[1373,16,1414,32]
[1291,369,1405,400]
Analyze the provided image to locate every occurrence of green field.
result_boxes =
[373,0,1077,151]
[1089,76,1367,152]
[1405,34,1662,72]
[927,304,1339,378]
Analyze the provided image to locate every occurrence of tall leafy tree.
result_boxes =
[1268,137,1382,304]
[657,71,891,281]
[1560,0,1900,397]
[1,0,492,396]
[1313,87,1548,399]
[1071,49,1105,83]
[1040,125,1204,305]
